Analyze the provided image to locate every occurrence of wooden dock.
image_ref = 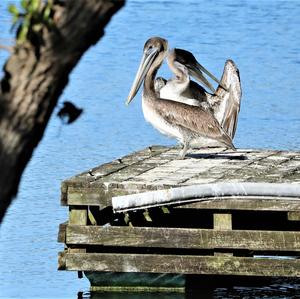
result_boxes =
[58,145,300,291]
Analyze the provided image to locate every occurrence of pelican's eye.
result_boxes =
[146,45,157,55]
[144,45,152,54]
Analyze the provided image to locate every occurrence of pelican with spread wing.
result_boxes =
[126,37,235,158]
[155,48,241,139]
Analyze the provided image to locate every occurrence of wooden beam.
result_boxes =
[64,192,300,211]
[69,207,87,225]
[58,251,66,270]
[65,225,300,251]
[68,207,87,253]
[62,252,300,277]
[61,182,68,206]
[67,187,108,206]
[288,211,300,221]
[213,213,232,256]
[176,197,300,211]
[57,221,67,243]
[65,194,300,211]
[214,214,232,230]
[68,248,86,253]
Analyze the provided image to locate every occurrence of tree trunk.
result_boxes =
[0,0,125,222]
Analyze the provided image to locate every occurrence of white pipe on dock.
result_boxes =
[112,182,300,213]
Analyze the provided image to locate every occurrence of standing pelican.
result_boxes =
[156,48,241,139]
[126,37,235,158]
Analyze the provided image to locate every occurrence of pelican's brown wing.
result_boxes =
[156,99,235,149]
[215,59,242,138]
[221,92,240,139]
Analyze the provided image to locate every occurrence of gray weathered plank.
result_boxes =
[61,146,171,205]
[67,187,111,207]
[176,196,300,211]
[65,225,300,251]
[64,192,300,211]
[61,252,300,277]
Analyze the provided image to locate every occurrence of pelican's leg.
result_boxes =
[178,141,184,149]
[179,141,190,159]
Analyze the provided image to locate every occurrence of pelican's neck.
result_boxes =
[168,61,183,80]
[144,52,165,98]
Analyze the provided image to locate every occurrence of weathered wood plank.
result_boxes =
[61,146,171,203]
[57,221,67,243]
[66,186,129,207]
[88,146,170,180]
[68,248,86,253]
[64,193,300,210]
[213,213,233,256]
[62,252,300,277]
[288,211,300,221]
[176,196,300,211]
[58,251,66,270]
[69,207,87,225]
[65,226,300,251]
[213,214,232,230]
[61,182,68,206]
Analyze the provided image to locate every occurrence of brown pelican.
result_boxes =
[155,48,241,139]
[126,37,235,158]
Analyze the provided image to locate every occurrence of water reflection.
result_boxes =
[77,277,300,299]
[78,286,300,299]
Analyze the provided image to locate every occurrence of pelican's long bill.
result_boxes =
[187,62,228,93]
[126,47,159,105]
[188,62,228,93]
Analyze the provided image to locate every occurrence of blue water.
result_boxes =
[0,0,300,298]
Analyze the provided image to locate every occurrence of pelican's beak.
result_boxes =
[187,62,228,93]
[126,47,159,105]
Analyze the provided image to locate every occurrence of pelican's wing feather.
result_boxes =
[156,99,235,149]
[216,60,242,139]
[221,95,240,139]
[188,80,208,103]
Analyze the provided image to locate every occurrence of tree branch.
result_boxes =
[0,0,125,222]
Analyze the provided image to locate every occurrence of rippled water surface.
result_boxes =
[1,0,300,298]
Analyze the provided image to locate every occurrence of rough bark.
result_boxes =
[0,0,125,223]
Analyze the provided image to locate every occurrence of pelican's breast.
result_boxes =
[141,95,183,143]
